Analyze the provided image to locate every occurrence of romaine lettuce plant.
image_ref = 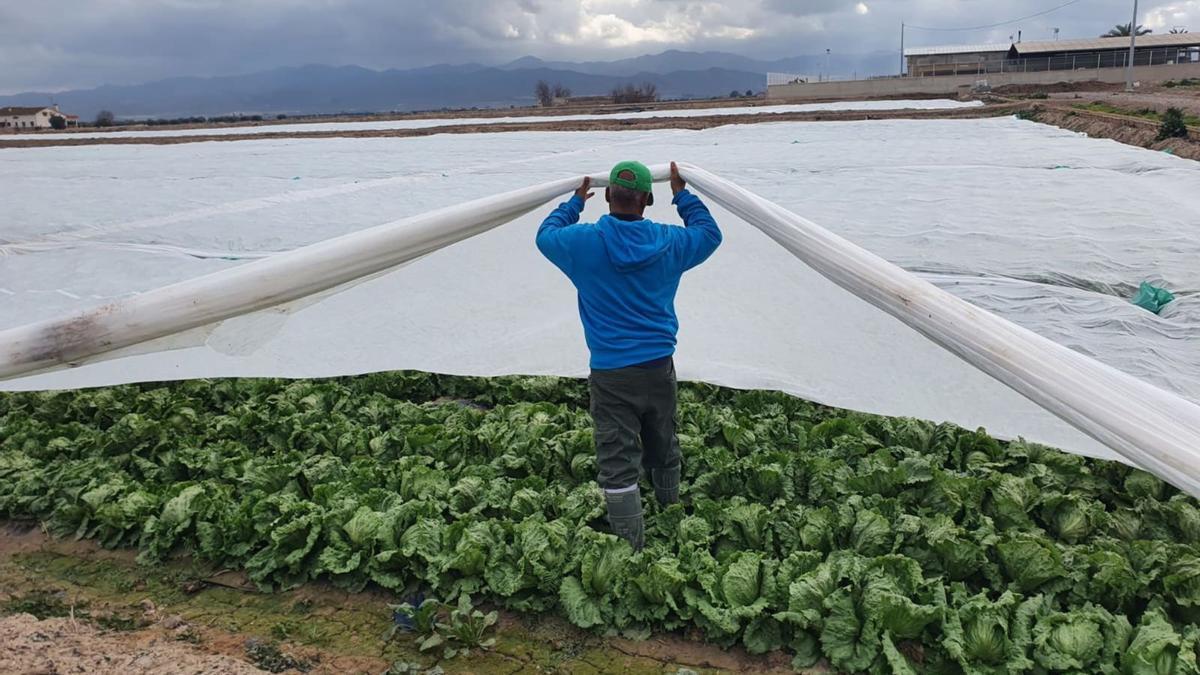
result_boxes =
[4,372,1200,673]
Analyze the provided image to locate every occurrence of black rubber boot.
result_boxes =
[650,467,680,505]
[604,489,645,551]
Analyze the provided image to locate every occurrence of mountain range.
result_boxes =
[0,50,897,120]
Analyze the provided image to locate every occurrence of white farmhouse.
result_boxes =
[0,105,78,130]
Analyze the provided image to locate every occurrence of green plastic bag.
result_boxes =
[1131,282,1175,314]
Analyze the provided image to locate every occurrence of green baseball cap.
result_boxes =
[609,160,654,205]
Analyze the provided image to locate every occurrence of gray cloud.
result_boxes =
[1,0,1194,93]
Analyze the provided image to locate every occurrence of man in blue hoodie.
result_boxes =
[536,161,722,550]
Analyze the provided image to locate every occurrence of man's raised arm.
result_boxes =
[536,177,594,273]
[668,162,722,271]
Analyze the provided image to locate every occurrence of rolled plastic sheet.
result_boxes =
[5,116,1200,481]
[676,163,1200,498]
[4,162,1200,496]
[0,169,648,379]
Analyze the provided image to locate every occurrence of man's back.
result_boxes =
[536,188,721,369]
[535,160,720,552]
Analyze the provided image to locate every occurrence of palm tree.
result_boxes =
[1102,23,1153,37]
[1169,27,1189,34]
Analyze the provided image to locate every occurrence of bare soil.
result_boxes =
[1039,108,1199,159]
[1,613,267,675]
[1044,86,1200,117]
[993,81,1126,95]
[0,523,810,675]
[992,78,1200,99]
[976,82,1200,160]
[999,88,1200,160]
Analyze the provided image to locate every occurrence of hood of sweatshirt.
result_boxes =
[596,214,670,272]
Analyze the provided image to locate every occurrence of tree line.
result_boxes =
[88,110,282,127]
[535,80,660,106]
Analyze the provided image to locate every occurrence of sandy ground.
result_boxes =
[0,613,266,675]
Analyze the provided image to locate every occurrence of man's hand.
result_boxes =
[574,176,595,203]
[670,162,686,196]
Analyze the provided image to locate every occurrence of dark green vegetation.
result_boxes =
[3,588,75,619]
[244,637,314,673]
[1159,107,1191,141]
[2,586,146,630]
[392,594,501,660]
[1101,23,1153,37]
[4,372,1200,673]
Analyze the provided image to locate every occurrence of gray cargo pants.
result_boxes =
[588,357,682,549]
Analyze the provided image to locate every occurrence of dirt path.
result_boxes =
[0,523,805,675]
[1,613,267,675]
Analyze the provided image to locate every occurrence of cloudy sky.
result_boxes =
[2,0,1198,93]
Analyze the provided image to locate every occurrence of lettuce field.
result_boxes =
[3,371,1200,673]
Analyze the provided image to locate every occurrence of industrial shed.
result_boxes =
[905,33,1200,78]
[904,44,1011,77]
[1008,33,1200,70]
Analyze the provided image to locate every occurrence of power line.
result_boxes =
[906,0,1088,32]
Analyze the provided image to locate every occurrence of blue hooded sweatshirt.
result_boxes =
[536,189,722,370]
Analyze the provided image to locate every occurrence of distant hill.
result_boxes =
[498,49,896,79]
[0,50,896,120]
[499,50,821,76]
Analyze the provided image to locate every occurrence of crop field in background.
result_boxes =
[0,99,981,142]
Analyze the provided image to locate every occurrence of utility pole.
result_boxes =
[1126,0,1139,92]
[900,22,905,76]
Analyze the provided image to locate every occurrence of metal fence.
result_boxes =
[909,46,1200,78]
[770,46,1200,86]
[766,72,885,85]
[767,72,814,86]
